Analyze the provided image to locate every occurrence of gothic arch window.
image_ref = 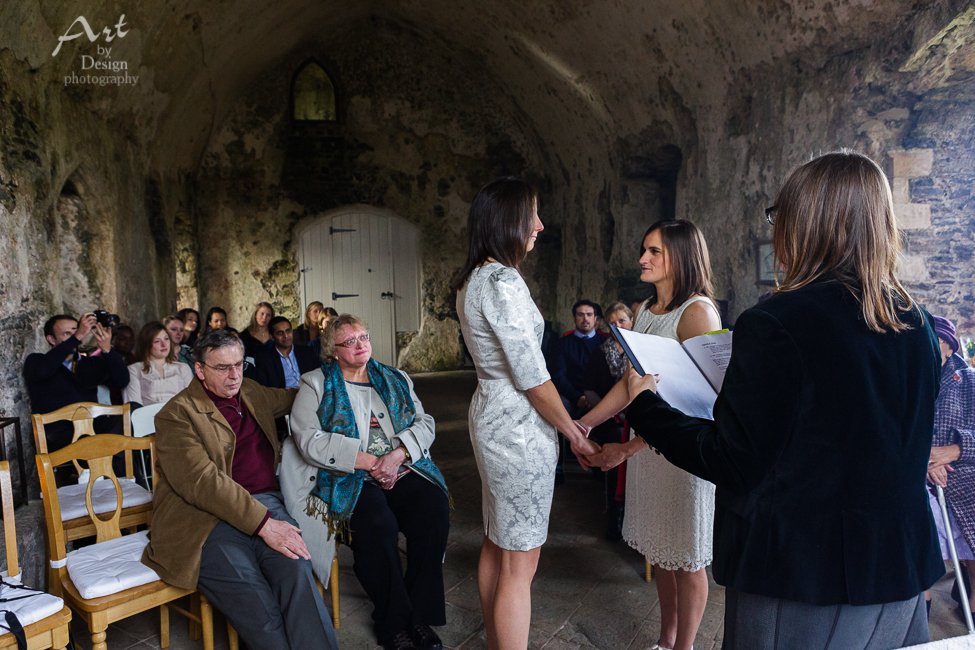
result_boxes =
[292,61,336,122]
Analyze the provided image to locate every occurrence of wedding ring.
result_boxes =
[379,477,387,483]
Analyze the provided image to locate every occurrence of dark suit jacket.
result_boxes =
[141,378,297,589]
[254,345,321,389]
[627,280,944,606]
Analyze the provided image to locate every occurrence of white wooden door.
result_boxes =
[298,209,420,367]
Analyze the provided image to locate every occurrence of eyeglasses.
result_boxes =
[335,333,370,348]
[203,360,248,374]
[765,205,777,226]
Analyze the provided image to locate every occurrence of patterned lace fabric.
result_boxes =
[622,296,717,571]
[458,263,558,551]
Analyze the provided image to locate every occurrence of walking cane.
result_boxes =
[936,484,975,634]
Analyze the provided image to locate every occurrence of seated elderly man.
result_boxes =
[287,314,450,650]
[141,328,338,650]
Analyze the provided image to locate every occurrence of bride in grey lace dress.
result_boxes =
[454,177,599,650]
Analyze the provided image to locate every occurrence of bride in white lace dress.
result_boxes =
[580,219,721,650]
[454,177,599,650]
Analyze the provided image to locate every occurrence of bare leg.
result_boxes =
[672,567,709,650]
[478,536,503,650]
[493,544,541,650]
[654,566,678,648]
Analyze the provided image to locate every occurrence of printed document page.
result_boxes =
[681,331,733,392]
[615,328,719,420]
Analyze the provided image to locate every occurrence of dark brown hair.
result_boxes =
[452,177,538,291]
[772,151,915,332]
[135,321,177,371]
[642,219,714,312]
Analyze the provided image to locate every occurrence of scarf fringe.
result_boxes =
[305,494,354,544]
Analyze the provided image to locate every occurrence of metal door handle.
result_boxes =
[381,292,394,299]
[332,293,359,300]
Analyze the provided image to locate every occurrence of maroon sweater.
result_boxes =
[204,387,277,531]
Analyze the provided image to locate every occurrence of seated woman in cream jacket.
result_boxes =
[282,314,449,650]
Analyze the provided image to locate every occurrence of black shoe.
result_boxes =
[411,625,443,650]
[382,629,418,650]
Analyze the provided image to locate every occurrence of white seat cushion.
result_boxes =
[0,574,64,627]
[66,530,160,599]
[56,478,152,522]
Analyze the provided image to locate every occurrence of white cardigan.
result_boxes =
[123,361,194,405]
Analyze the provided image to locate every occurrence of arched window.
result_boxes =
[293,62,336,121]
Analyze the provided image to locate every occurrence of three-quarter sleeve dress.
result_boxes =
[457,263,558,551]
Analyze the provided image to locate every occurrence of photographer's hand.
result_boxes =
[75,313,97,343]
[93,322,112,353]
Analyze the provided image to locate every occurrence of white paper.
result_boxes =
[681,331,733,392]
[615,328,719,420]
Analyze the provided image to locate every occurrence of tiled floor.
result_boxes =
[72,371,973,649]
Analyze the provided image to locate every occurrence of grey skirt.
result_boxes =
[723,588,928,650]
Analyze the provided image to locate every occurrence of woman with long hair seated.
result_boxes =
[286,314,450,650]
[294,301,325,346]
[124,321,194,406]
[590,151,944,649]
[240,301,275,362]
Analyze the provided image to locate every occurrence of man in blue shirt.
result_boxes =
[550,300,604,417]
[255,317,320,438]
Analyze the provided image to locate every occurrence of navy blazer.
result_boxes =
[254,344,322,389]
[627,281,944,606]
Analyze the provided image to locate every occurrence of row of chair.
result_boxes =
[3,402,340,650]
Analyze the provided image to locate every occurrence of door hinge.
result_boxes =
[329,227,357,235]
[332,292,359,300]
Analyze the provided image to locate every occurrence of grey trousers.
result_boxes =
[723,588,929,650]
[197,491,339,650]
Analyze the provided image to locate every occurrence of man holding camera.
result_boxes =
[24,312,129,453]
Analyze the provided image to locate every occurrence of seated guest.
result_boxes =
[289,314,450,650]
[124,322,193,406]
[141,328,338,650]
[926,316,975,616]
[163,315,193,365]
[309,306,339,358]
[294,301,324,346]
[583,301,633,540]
[240,302,275,364]
[176,307,200,347]
[550,299,603,417]
[111,324,137,365]
[255,317,320,389]
[23,313,129,453]
[201,306,232,336]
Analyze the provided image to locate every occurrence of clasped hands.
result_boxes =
[928,444,961,488]
[355,447,407,490]
[570,367,661,472]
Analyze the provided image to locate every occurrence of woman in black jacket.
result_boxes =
[589,151,943,649]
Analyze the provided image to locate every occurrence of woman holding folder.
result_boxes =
[581,219,721,650]
[592,151,943,649]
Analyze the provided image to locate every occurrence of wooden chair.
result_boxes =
[32,403,153,547]
[0,461,72,650]
[37,434,215,650]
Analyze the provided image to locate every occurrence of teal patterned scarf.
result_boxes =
[307,358,449,543]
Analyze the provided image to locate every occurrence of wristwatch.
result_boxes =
[401,446,412,463]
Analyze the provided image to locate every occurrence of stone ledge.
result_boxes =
[891,149,934,178]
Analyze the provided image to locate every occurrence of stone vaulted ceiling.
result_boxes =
[2,0,942,173]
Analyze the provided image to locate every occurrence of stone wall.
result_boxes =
[677,6,975,341]
[188,19,677,370]
[0,46,173,494]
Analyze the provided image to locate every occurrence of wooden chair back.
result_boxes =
[32,403,133,478]
[1,462,18,578]
[36,434,154,592]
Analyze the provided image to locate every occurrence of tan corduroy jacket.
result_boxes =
[141,377,297,589]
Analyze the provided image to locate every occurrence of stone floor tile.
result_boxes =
[556,603,644,649]
[459,625,555,650]
[440,602,486,649]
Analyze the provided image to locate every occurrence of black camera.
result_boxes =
[93,310,120,328]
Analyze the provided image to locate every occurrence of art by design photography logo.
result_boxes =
[53,15,139,87]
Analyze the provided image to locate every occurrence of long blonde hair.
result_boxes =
[772,151,915,332]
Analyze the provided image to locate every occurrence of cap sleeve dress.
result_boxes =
[457,263,558,551]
